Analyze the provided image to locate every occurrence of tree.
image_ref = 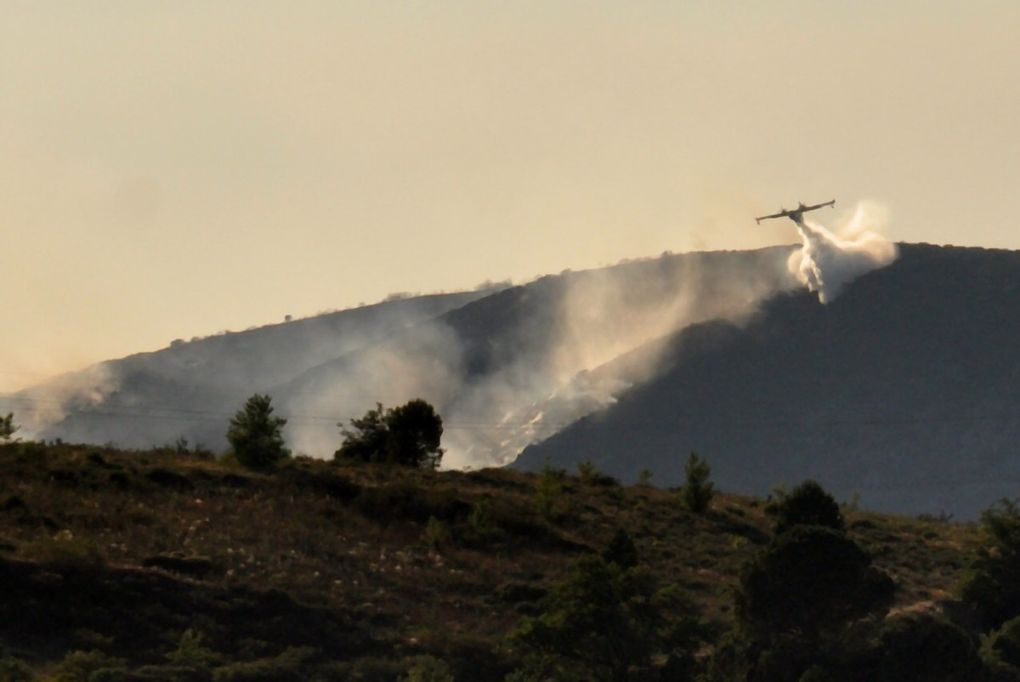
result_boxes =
[680,452,714,513]
[735,525,894,642]
[226,394,290,470]
[0,413,18,442]
[870,614,984,682]
[510,555,704,681]
[769,480,845,534]
[602,528,639,570]
[335,399,443,469]
[960,498,1020,629]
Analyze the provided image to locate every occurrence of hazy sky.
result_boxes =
[2,1,1019,392]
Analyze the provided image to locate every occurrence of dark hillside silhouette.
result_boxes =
[517,244,1020,518]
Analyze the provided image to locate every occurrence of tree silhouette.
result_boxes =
[336,399,443,469]
[680,452,714,513]
[0,413,17,442]
[226,394,290,470]
[769,480,845,534]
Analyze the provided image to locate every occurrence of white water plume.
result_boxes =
[787,201,898,303]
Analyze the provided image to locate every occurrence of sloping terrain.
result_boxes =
[6,247,797,466]
[9,291,489,450]
[0,442,977,679]
[516,244,1020,519]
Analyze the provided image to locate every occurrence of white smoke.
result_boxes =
[10,363,119,438]
[787,201,898,303]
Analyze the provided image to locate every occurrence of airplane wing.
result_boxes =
[803,199,835,212]
[755,210,789,224]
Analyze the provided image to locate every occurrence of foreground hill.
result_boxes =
[516,243,1020,519]
[0,442,977,679]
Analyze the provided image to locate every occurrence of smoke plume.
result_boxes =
[787,202,898,303]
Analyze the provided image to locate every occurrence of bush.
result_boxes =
[0,654,32,682]
[424,516,452,551]
[961,499,1020,630]
[680,452,714,513]
[768,480,845,534]
[336,400,443,469]
[0,413,17,442]
[872,614,984,682]
[534,462,567,520]
[165,629,221,668]
[226,394,290,471]
[987,615,1020,670]
[602,528,639,569]
[50,650,127,682]
[401,655,454,682]
[576,460,618,487]
[736,525,894,641]
[211,646,317,682]
[510,555,704,680]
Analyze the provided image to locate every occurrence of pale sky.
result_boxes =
[2,1,1019,392]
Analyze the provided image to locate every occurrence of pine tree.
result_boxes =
[681,452,714,513]
[226,394,290,470]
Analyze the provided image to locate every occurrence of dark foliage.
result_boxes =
[0,413,17,442]
[226,394,290,471]
[961,499,1020,630]
[510,555,704,681]
[987,616,1020,672]
[736,525,894,640]
[868,614,984,682]
[680,452,714,513]
[335,400,443,470]
[602,528,639,569]
[769,480,845,534]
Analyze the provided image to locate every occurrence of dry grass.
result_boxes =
[0,442,981,676]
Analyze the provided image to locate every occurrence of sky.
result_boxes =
[2,1,1019,392]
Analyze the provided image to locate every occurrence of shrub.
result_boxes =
[211,646,317,682]
[165,629,221,668]
[602,528,639,569]
[0,654,32,682]
[510,555,704,680]
[336,400,444,469]
[534,462,567,520]
[768,480,845,534]
[50,650,127,682]
[872,614,984,682]
[736,525,894,641]
[226,394,290,471]
[575,460,617,486]
[680,452,714,513]
[424,516,452,551]
[0,413,17,442]
[987,615,1020,670]
[961,499,1020,630]
[401,655,454,682]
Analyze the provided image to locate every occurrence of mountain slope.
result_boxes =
[270,246,796,464]
[515,244,1020,518]
[8,247,797,465]
[9,291,489,448]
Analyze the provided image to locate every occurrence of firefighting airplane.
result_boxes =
[755,199,835,225]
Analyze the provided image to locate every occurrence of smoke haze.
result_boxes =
[6,208,900,470]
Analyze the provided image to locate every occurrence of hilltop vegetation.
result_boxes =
[0,440,1002,680]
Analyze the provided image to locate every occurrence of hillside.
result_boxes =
[8,291,489,450]
[515,243,1020,519]
[6,247,797,467]
[0,442,978,680]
